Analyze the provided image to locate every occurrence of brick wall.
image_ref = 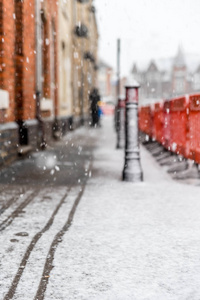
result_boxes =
[15,0,36,121]
[0,0,36,123]
[0,0,15,123]
[23,0,36,120]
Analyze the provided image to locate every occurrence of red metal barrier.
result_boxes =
[138,107,143,132]
[169,96,189,156]
[188,94,200,163]
[139,105,153,138]
[139,107,145,134]
[153,102,164,144]
[163,100,171,149]
[146,105,153,138]
[139,94,200,165]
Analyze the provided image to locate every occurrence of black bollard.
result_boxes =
[116,97,125,149]
[122,82,143,182]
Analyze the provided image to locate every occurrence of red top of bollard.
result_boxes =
[125,86,139,103]
[125,79,140,103]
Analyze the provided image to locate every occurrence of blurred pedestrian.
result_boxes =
[89,88,101,127]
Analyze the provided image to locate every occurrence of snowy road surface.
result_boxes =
[1,116,200,299]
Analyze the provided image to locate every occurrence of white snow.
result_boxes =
[44,117,200,300]
[1,116,200,299]
[0,122,18,131]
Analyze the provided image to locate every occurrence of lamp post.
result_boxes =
[122,82,143,182]
[116,97,125,149]
[115,39,123,148]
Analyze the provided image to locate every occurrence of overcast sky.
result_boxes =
[94,0,200,77]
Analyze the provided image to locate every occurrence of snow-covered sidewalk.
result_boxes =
[1,116,200,300]
[45,116,200,300]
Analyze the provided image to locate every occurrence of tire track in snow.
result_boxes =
[34,185,86,300]
[0,189,39,231]
[32,159,93,300]
[0,187,28,216]
[3,187,72,300]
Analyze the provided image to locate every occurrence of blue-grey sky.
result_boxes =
[95,0,200,76]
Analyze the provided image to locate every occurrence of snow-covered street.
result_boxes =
[1,116,200,300]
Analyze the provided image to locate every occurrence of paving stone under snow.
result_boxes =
[1,116,200,300]
[44,117,200,300]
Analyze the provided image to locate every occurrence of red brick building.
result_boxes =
[0,0,19,165]
[0,0,99,168]
[0,0,58,166]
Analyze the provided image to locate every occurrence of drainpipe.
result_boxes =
[73,0,78,125]
[80,37,84,125]
[35,0,45,149]
[80,4,85,126]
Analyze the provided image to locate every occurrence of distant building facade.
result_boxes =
[57,0,73,135]
[73,0,98,125]
[98,60,113,102]
[98,60,127,104]
[131,47,200,105]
